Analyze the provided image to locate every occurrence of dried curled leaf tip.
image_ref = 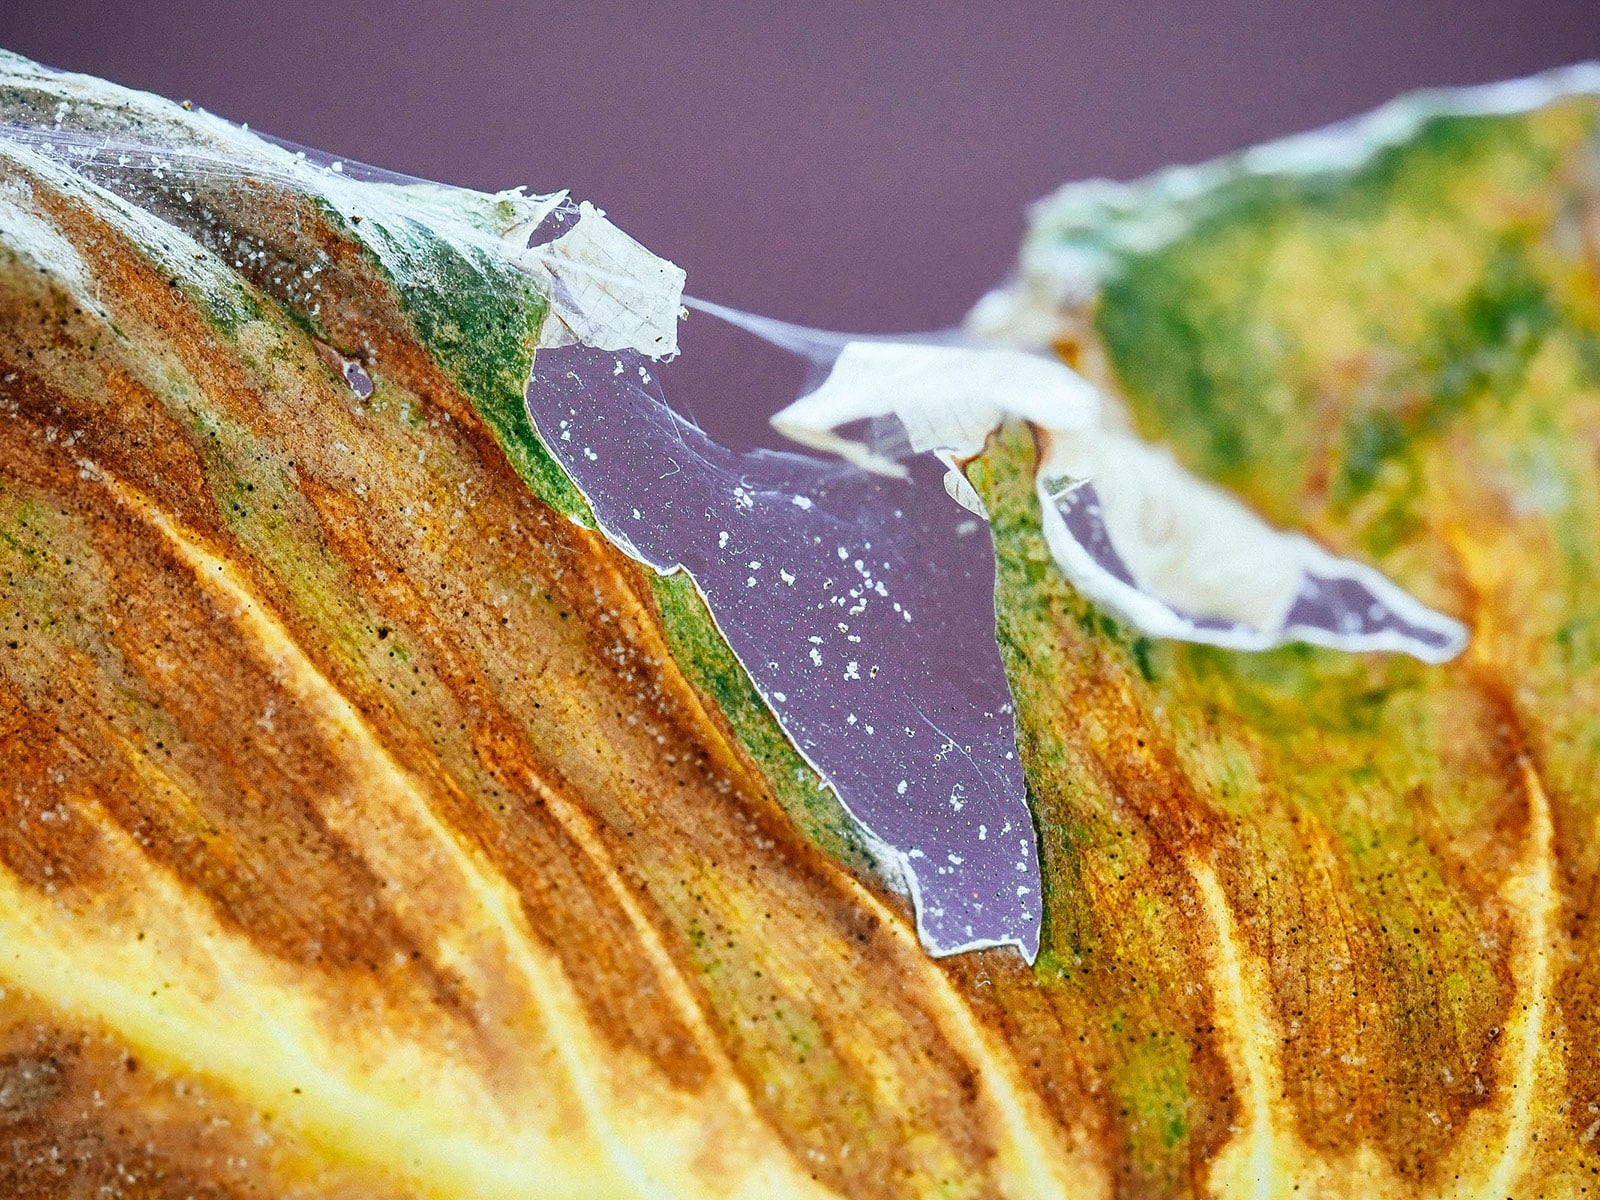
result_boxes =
[524,201,687,357]
[776,341,1468,661]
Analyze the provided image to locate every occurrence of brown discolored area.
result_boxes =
[0,991,414,1200]
[0,365,486,1036]
[0,682,113,893]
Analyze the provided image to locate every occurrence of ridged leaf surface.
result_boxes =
[3,52,1599,1198]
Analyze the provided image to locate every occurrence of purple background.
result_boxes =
[10,0,1599,443]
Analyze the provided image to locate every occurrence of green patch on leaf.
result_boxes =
[649,569,887,882]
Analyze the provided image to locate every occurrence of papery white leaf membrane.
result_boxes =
[521,201,686,357]
[773,339,1467,662]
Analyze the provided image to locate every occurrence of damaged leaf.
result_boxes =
[3,47,1600,1200]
